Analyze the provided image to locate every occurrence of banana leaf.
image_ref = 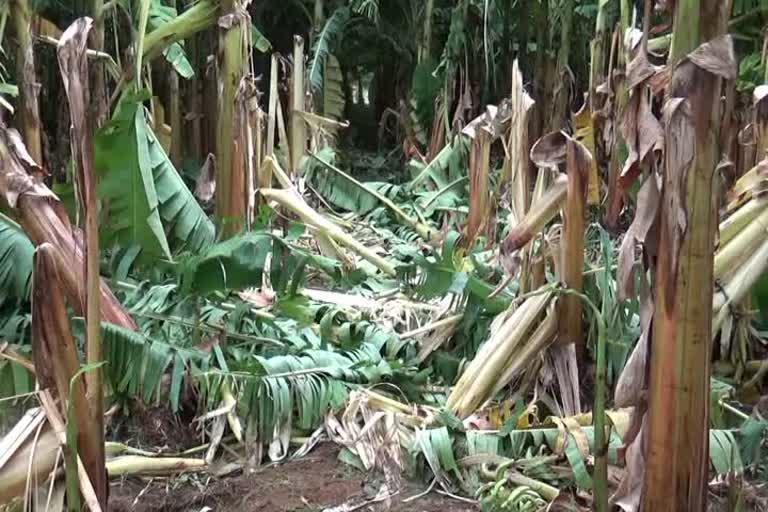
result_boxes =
[0,213,33,302]
[96,94,215,259]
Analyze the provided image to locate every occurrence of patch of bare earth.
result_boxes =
[109,443,477,512]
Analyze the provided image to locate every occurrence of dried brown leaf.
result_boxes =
[5,128,43,178]
[685,34,736,80]
[501,174,568,255]
[462,101,514,141]
[660,97,696,287]
[464,131,491,247]
[0,129,53,208]
[57,17,94,199]
[611,414,647,512]
[615,276,654,407]
[530,131,568,169]
[617,174,660,299]
[626,52,659,91]
[619,90,663,182]
[506,59,535,220]
[195,153,217,201]
[550,344,582,416]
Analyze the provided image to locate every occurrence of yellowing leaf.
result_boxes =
[516,404,539,429]
[573,101,601,204]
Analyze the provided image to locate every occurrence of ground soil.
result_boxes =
[108,404,200,453]
[109,443,478,512]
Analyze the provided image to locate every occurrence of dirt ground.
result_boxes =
[109,443,477,512]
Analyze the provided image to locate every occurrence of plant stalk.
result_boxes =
[215,0,248,237]
[290,36,306,175]
[11,0,42,163]
[311,153,433,239]
[644,1,731,509]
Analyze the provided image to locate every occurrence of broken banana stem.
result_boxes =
[491,304,558,397]
[714,206,768,281]
[260,188,397,276]
[311,153,435,240]
[221,382,243,443]
[719,196,768,248]
[448,290,553,417]
[501,174,568,255]
[106,456,207,476]
[713,238,768,333]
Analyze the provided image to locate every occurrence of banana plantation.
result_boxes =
[1,0,768,510]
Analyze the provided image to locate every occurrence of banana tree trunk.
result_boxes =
[547,0,573,131]
[57,19,107,507]
[604,0,635,229]
[589,0,610,113]
[418,0,434,65]
[169,69,182,167]
[215,0,248,237]
[11,0,42,163]
[89,0,108,126]
[169,0,182,168]
[644,1,733,510]
[32,244,107,509]
[464,130,490,248]
[290,36,306,176]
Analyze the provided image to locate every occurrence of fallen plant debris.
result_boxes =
[1,2,768,512]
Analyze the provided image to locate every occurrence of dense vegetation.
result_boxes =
[1,0,768,511]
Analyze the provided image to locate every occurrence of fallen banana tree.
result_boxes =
[0,125,136,330]
[260,156,397,276]
[447,287,555,418]
[0,408,207,505]
[309,152,435,240]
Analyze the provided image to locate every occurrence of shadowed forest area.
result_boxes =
[1,0,768,511]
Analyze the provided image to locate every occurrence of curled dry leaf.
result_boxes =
[57,16,95,205]
[0,128,53,208]
[506,59,535,221]
[615,276,654,407]
[647,66,671,96]
[659,97,696,294]
[655,0,675,13]
[754,85,768,110]
[685,34,737,80]
[754,84,768,102]
[5,128,44,179]
[754,85,768,157]
[739,123,757,146]
[617,174,660,299]
[611,414,648,512]
[238,287,274,308]
[626,51,659,91]
[530,131,569,169]
[461,101,514,141]
[619,51,664,183]
[324,391,402,490]
[195,153,217,201]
